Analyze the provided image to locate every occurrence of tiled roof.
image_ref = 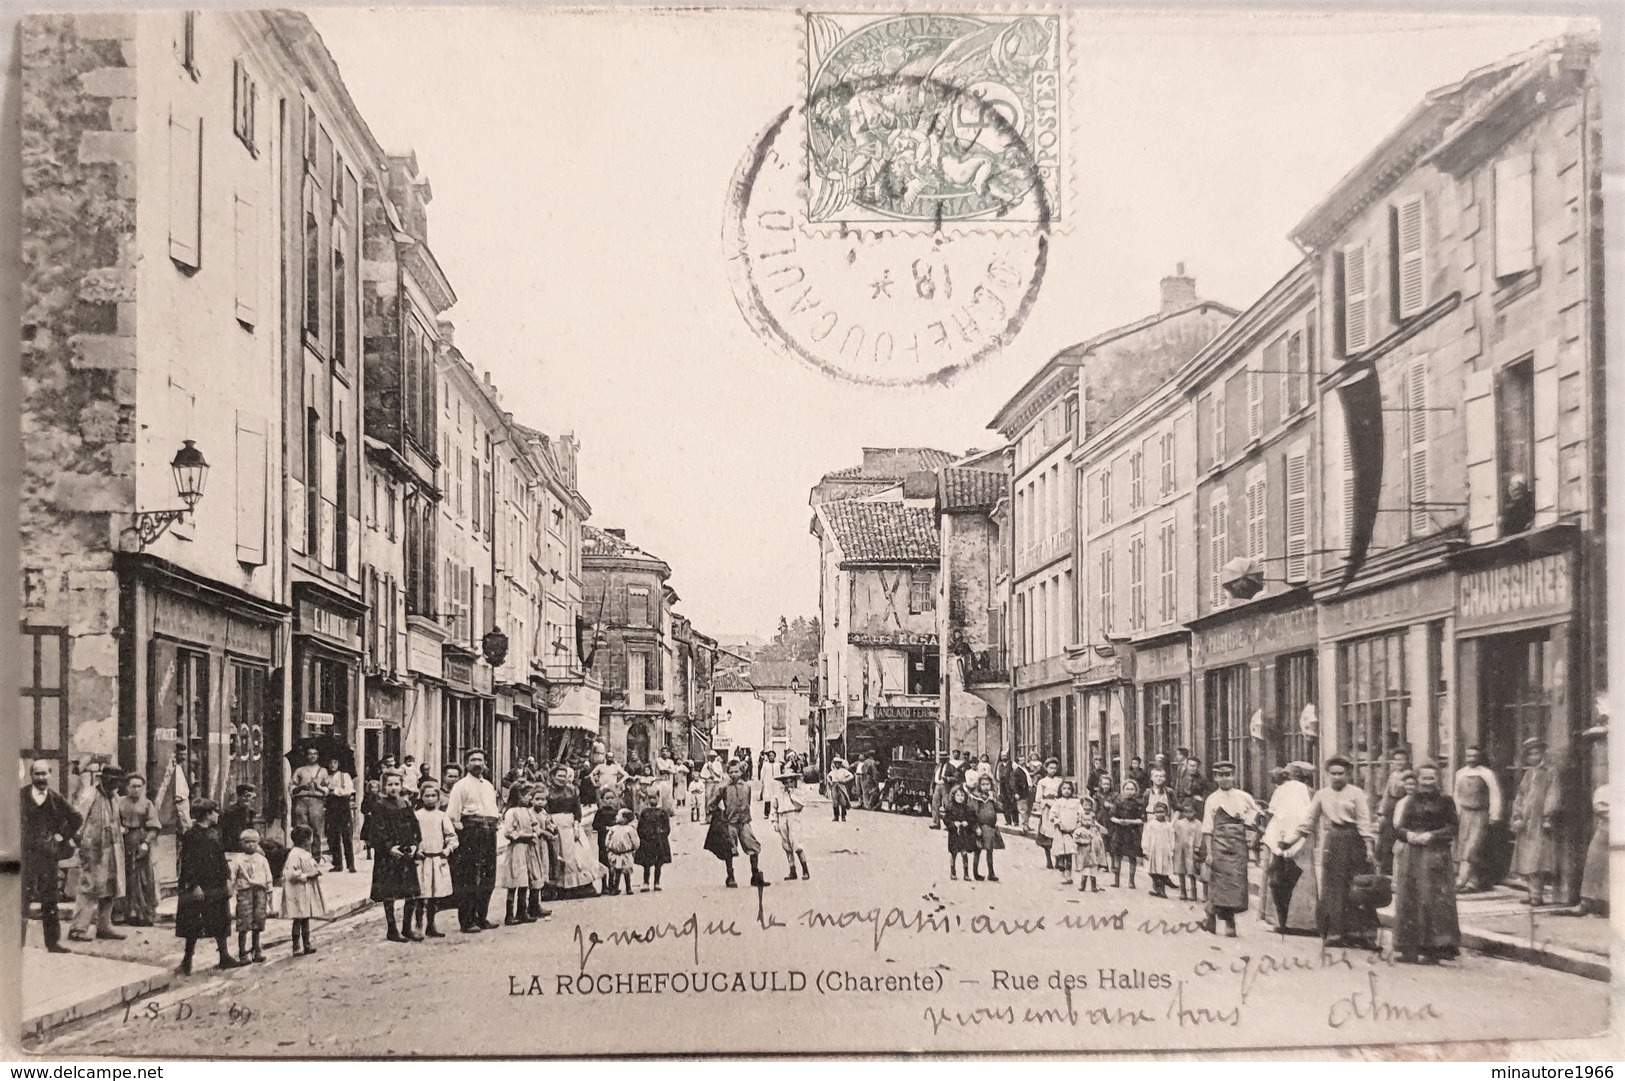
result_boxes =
[749,660,815,689]
[820,448,957,483]
[582,524,660,563]
[713,669,754,692]
[941,468,1007,511]
[822,501,939,563]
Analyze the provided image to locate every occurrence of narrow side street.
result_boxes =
[33,807,1608,1057]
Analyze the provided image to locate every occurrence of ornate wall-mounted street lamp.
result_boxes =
[481,625,510,667]
[126,440,209,551]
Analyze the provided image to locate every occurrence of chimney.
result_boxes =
[1160,262,1197,313]
[437,320,455,347]
[605,528,626,539]
[902,470,937,500]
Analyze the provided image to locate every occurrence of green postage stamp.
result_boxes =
[803,12,1065,228]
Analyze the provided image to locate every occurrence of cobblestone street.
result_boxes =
[33,807,1610,1057]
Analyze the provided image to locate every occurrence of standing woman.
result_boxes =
[1030,758,1064,870]
[1108,778,1146,889]
[175,800,242,975]
[759,752,782,820]
[544,767,603,898]
[1392,763,1461,963]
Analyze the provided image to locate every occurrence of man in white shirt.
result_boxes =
[592,755,629,807]
[1452,744,1503,892]
[325,759,357,873]
[446,749,501,933]
[1200,761,1262,937]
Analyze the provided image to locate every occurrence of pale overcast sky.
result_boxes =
[307,7,1575,639]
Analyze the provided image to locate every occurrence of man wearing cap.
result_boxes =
[290,746,331,862]
[929,751,961,829]
[1297,755,1378,946]
[22,761,81,952]
[1510,736,1562,906]
[68,765,127,941]
[446,749,501,932]
[1198,761,1261,937]
[708,760,769,888]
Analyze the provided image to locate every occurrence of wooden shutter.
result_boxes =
[319,432,337,569]
[1247,364,1263,442]
[168,115,201,268]
[1285,450,1309,582]
[1342,243,1369,353]
[1464,369,1498,542]
[1341,422,1355,550]
[1394,197,1425,319]
[1213,388,1227,464]
[1285,332,1304,414]
[1407,362,1430,536]
[1247,475,1267,559]
[1494,153,1534,278]
[1209,499,1226,608]
[234,192,257,326]
[234,413,267,565]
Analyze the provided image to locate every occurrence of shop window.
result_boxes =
[1337,631,1410,792]
[303,652,351,740]
[1144,679,1181,760]
[1275,650,1318,768]
[19,626,69,793]
[1204,664,1250,786]
[1064,694,1077,777]
[1479,630,1552,808]
[1426,621,1447,763]
[228,662,270,816]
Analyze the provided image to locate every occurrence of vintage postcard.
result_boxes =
[13,3,1617,1058]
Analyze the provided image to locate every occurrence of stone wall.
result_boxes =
[20,13,140,771]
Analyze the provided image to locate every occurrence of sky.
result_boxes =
[306,7,1577,639]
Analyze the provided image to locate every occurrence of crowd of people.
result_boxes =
[19,731,1607,975]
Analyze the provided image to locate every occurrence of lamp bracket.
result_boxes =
[129,509,191,550]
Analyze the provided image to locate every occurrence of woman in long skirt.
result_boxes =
[1392,763,1461,963]
[970,775,1005,882]
[1031,758,1064,869]
[367,772,422,942]
[1108,779,1146,889]
[544,768,603,895]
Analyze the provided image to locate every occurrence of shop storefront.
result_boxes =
[291,585,366,763]
[843,703,937,772]
[1073,649,1128,784]
[1192,595,1319,798]
[542,679,600,763]
[1451,529,1585,896]
[1131,635,1190,765]
[1317,568,1454,794]
[362,680,405,779]
[501,684,542,769]
[441,650,494,765]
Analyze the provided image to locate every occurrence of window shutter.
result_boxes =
[1407,362,1430,535]
[1209,500,1226,608]
[1343,243,1369,353]
[168,115,201,268]
[1341,426,1355,551]
[234,414,267,565]
[1494,153,1534,278]
[1285,451,1308,582]
[1247,365,1263,442]
[1285,332,1304,414]
[234,192,257,326]
[1396,197,1425,318]
[1247,476,1267,560]
[319,433,337,569]
[1213,389,1227,464]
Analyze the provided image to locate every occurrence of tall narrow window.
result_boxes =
[1496,357,1536,536]
[1098,466,1113,525]
[909,568,934,614]
[1284,331,1305,414]
[1284,450,1309,583]
[1406,361,1430,536]
[1159,519,1177,623]
[1209,498,1228,609]
[1129,532,1145,630]
[303,202,321,339]
[1337,243,1369,354]
[1160,430,1175,495]
[233,192,257,326]
[1494,153,1535,279]
[331,225,348,367]
[1247,363,1264,442]
[1129,448,1144,509]
[305,408,320,556]
[232,59,257,154]
[334,433,349,574]
[1391,196,1426,320]
[1099,548,1114,636]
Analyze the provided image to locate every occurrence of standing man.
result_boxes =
[1198,761,1261,937]
[290,747,330,862]
[1298,755,1378,946]
[68,766,127,942]
[699,751,728,809]
[1510,737,1562,907]
[708,761,769,888]
[928,752,958,829]
[592,754,630,811]
[1452,745,1502,893]
[1009,756,1034,828]
[853,755,873,810]
[326,758,357,873]
[219,784,259,854]
[1374,746,1412,876]
[446,749,501,932]
[22,762,81,952]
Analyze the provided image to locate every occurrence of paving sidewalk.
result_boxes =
[23,858,379,1037]
[993,820,1613,981]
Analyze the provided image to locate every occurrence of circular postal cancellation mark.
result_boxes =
[725,11,1065,387]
